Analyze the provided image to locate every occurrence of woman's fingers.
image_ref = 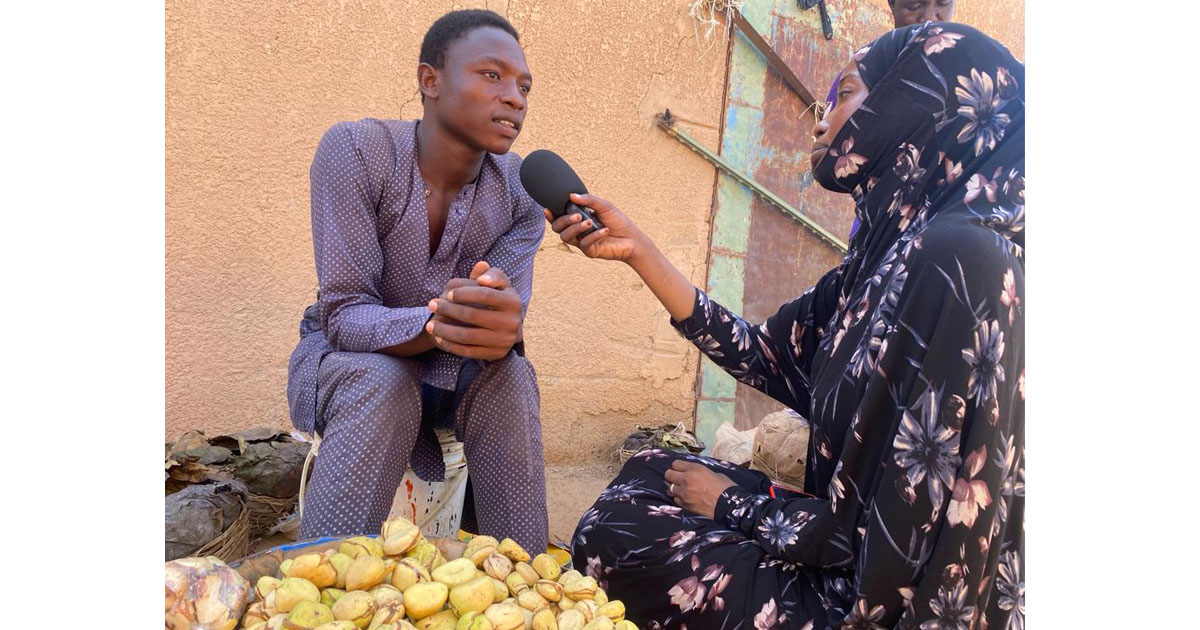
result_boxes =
[558,218,595,245]
[663,468,684,486]
[577,227,610,251]
[550,212,583,234]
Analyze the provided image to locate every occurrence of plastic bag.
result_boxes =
[710,422,756,466]
[165,556,250,630]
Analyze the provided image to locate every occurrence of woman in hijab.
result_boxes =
[546,22,1023,630]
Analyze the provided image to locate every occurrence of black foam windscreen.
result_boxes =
[518,149,589,217]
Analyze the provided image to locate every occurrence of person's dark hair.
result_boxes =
[419,9,520,69]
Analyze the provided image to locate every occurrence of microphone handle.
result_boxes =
[562,201,604,239]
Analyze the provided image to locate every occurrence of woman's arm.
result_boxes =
[547,193,843,411]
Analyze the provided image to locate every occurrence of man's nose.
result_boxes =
[500,82,525,110]
[923,8,944,22]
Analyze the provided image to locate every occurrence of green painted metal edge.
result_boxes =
[657,110,848,254]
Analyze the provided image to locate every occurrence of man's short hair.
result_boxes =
[419,9,520,69]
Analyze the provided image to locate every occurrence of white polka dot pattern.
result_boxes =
[285,118,548,548]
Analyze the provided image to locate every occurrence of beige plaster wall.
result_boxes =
[166,0,728,463]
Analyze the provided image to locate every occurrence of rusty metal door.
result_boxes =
[690,0,897,449]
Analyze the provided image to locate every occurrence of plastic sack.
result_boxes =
[165,556,250,630]
[710,422,757,466]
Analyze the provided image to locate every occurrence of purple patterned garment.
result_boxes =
[286,118,545,482]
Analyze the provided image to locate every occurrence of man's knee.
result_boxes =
[324,352,421,397]
[476,352,538,394]
[318,351,422,436]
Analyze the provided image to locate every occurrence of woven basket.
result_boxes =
[246,494,297,539]
[193,497,250,564]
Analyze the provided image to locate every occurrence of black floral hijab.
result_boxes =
[814,22,1024,302]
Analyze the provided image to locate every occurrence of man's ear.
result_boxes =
[418,62,440,101]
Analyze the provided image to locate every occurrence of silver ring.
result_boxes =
[668,483,676,495]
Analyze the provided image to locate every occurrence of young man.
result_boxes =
[286,9,547,552]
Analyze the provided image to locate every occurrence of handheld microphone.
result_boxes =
[519,149,604,239]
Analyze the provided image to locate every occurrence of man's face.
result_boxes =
[889,0,955,27]
[424,26,532,154]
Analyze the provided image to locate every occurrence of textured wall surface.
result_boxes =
[166,0,729,463]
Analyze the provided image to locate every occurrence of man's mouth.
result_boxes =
[494,117,520,131]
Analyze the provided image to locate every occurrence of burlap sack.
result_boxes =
[750,410,810,491]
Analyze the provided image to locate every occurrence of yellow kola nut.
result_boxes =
[535,580,564,603]
[596,602,624,623]
[583,617,615,630]
[406,541,441,571]
[592,590,608,607]
[531,555,561,581]
[555,609,586,630]
[416,610,461,630]
[556,572,582,586]
[450,576,498,616]
[469,546,498,568]
[276,578,322,613]
[267,613,289,630]
[490,578,508,603]
[346,556,389,592]
[258,576,284,600]
[244,601,271,626]
[514,563,539,587]
[457,611,495,630]
[574,600,598,623]
[368,601,406,628]
[464,536,500,562]
[332,590,377,628]
[483,553,514,581]
[321,589,346,608]
[381,518,422,556]
[432,558,480,587]
[517,588,549,612]
[483,602,525,630]
[497,539,531,564]
[341,537,385,560]
[532,608,558,630]
[287,600,335,628]
[404,581,450,619]
[289,553,340,588]
[391,561,423,592]
[505,573,530,597]
[614,621,638,630]
[370,584,404,608]
[315,621,360,630]
[564,578,598,601]
[330,554,355,589]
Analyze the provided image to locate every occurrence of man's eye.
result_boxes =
[484,71,500,80]
[519,85,531,95]
[838,90,852,100]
